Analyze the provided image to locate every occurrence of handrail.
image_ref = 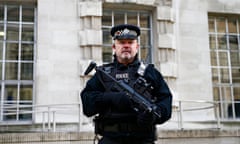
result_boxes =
[1,103,81,132]
[0,100,240,132]
[173,100,221,129]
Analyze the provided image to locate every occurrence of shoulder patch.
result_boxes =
[101,63,114,74]
[137,62,148,76]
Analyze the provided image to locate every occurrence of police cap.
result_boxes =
[110,24,140,40]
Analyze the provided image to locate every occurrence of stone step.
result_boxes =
[0,130,239,144]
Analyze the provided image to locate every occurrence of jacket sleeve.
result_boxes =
[144,65,173,124]
[80,72,109,117]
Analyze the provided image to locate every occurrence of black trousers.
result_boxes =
[98,136,155,144]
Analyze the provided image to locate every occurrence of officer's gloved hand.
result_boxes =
[103,92,132,110]
[137,110,156,126]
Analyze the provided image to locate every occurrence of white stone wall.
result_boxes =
[175,0,240,122]
[36,0,81,122]
[34,0,240,129]
[175,0,214,121]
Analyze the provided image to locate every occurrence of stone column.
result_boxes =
[77,0,102,130]
[156,0,177,93]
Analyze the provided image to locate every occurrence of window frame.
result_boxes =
[102,9,153,63]
[0,3,36,122]
[209,14,240,120]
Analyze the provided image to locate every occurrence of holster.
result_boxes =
[93,115,156,138]
[94,116,104,135]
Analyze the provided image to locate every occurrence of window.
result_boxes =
[102,9,152,63]
[209,14,240,119]
[0,3,36,122]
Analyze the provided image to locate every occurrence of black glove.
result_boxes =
[137,110,156,126]
[103,92,132,111]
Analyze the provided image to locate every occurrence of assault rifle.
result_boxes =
[84,61,161,119]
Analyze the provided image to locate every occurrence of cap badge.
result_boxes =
[122,28,130,35]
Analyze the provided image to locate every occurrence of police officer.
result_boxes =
[81,24,172,144]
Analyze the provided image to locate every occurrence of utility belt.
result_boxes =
[94,116,156,138]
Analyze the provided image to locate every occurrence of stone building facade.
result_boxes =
[0,0,239,131]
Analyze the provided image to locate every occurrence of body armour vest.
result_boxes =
[99,63,139,92]
[96,60,155,119]
[94,61,157,139]
[95,62,140,122]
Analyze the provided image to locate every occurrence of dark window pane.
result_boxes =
[20,85,32,101]
[239,18,240,33]
[221,86,232,118]
[7,5,19,21]
[233,87,240,100]
[140,30,150,47]
[102,46,112,63]
[212,68,219,83]
[22,24,34,41]
[114,12,124,25]
[213,87,220,102]
[0,23,3,40]
[22,6,34,22]
[127,12,137,26]
[208,17,215,32]
[0,62,2,80]
[4,85,18,120]
[216,17,226,33]
[140,46,149,62]
[217,35,227,50]
[221,86,231,101]
[210,51,217,66]
[7,23,19,41]
[6,42,18,60]
[209,34,216,49]
[19,85,32,120]
[218,52,228,66]
[102,28,112,44]
[0,5,4,21]
[21,43,34,60]
[220,68,230,83]
[0,41,3,59]
[140,30,151,62]
[4,85,18,102]
[230,52,240,67]
[5,62,18,80]
[21,63,33,80]
[232,68,240,83]
[229,35,238,50]
[228,18,237,33]
[102,10,112,26]
[140,13,150,28]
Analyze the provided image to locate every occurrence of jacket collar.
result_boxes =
[113,54,140,70]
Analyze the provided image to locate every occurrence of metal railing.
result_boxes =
[174,100,221,129]
[0,100,240,132]
[0,103,81,132]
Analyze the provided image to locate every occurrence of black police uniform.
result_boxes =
[81,24,172,144]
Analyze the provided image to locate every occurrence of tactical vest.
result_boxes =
[99,63,139,92]
[94,62,157,139]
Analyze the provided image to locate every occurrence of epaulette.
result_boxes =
[137,61,155,76]
[100,63,114,74]
[137,61,148,76]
